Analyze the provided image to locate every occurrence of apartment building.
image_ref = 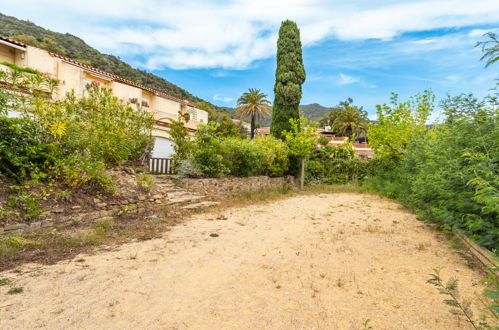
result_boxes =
[0,35,208,159]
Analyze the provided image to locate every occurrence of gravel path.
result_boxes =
[0,193,485,329]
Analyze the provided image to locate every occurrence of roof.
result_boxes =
[49,52,191,106]
[0,35,27,49]
[0,35,192,107]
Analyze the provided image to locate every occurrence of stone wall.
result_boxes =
[1,173,296,236]
[173,176,296,198]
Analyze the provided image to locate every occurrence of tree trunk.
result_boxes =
[250,115,255,139]
[300,157,305,189]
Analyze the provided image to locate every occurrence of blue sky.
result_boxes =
[2,0,498,118]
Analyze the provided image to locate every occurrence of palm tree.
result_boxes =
[332,99,368,138]
[236,88,271,139]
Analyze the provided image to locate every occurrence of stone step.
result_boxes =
[166,195,205,206]
[180,201,220,210]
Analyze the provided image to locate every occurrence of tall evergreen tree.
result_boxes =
[270,20,306,139]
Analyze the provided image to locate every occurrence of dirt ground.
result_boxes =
[0,193,488,329]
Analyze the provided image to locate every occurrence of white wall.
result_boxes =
[151,136,175,158]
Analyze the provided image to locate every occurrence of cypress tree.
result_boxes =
[270,20,306,139]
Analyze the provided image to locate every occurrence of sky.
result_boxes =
[1,0,499,118]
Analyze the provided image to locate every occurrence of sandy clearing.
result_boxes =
[0,193,486,329]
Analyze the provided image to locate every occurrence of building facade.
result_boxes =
[0,35,208,159]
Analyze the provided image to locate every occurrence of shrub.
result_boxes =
[51,151,115,193]
[0,116,56,181]
[222,138,265,177]
[254,135,289,177]
[30,86,154,166]
[190,122,230,177]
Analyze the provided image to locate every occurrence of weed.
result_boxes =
[7,287,23,294]
[0,278,9,286]
[136,173,154,193]
[416,242,431,251]
[365,224,382,233]
[361,319,373,330]
[427,267,482,329]
[93,217,115,235]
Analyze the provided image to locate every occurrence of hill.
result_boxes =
[0,12,222,110]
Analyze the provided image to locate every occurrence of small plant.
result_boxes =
[0,278,9,286]
[7,287,23,294]
[427,267,481,329]
[361,319,373,330]
[136,173,154,193]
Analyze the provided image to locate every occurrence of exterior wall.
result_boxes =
[109,80,142,101]
[0,44,15,63]
[25,47,56,77]
[55,61,84,98]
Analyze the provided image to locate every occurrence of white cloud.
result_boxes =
[338,73,361,85]
[213,94,234,103]
[3,0,499,69]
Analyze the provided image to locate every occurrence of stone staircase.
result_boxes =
[152,175,220,210]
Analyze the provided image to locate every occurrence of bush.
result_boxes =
[30,86,154,166]
[51,152,115,193]
[190,122,230,177]
[367,92,498,250]
[222,138,265,177]
[254,135,289,177]
[305,144,371,184]
[0,117,56,181]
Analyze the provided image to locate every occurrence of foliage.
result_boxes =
[30,86,154,165]
[190,122,230,177]
[427,267,486,329]
[0,116,56,181]
[271,20,306,139]
[0,63,59,97]
[254,135,290,177]
[283,117,318,159]
[236,88,271,139]
[367,90,433,157]
[283,117,318,188]
[476,32,499,68]
[51,151,115,193]
[7,186,44,219]
[222,138,265,177]
[368,91,498,250]
[136,173,154,193]
[306,144,373,184]
[167,113,192,170]
[320,98,368,138]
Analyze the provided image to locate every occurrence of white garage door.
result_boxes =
[151,137,175,158]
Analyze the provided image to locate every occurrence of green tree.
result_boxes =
[283,117,318,189]
[367,90,434,157]
[322,98,368,138]
[271,20,306,139]
[236,88,271,139]
[167,112,192,171]
[476,32,499,67]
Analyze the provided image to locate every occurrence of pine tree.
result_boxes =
[270,20,306,139]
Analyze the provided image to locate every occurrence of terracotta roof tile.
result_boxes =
[48,52,190,105]
[0,35,27,48]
